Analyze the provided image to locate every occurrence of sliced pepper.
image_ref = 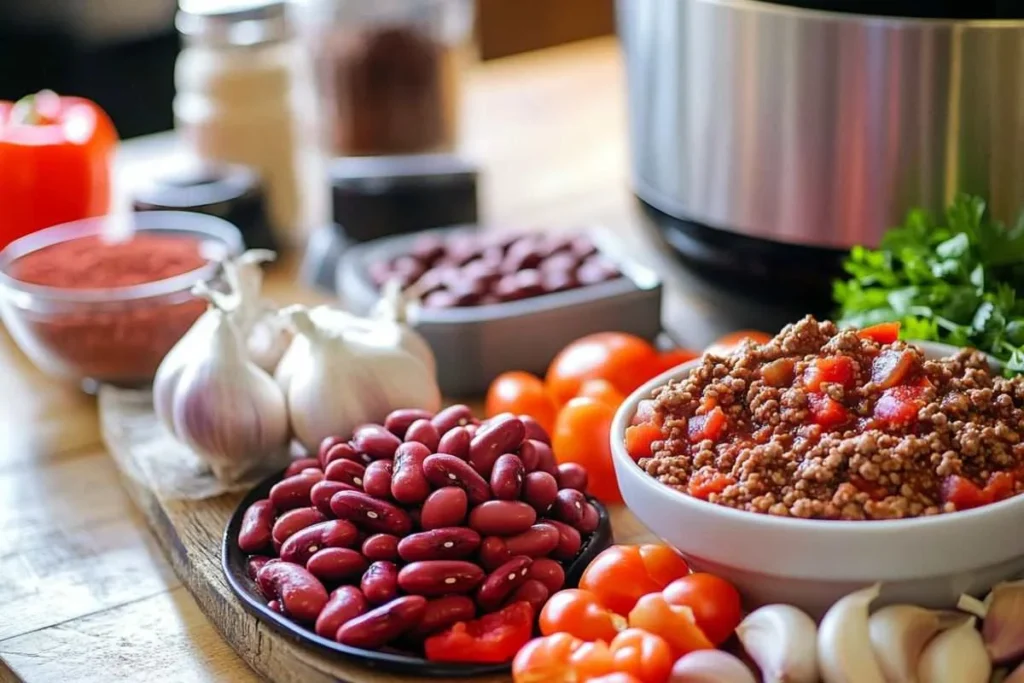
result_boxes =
[858,322,901,344]
[627,593,714,658]
[424,601,534,663]
[624,422,663,461]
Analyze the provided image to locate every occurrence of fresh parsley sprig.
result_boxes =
[834,195,1024,375]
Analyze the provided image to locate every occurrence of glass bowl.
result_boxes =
[0,211,244,388]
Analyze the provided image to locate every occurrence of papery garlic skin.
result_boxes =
[818,583,887,683]
[669,650,757,683]
[247,306,293,375]
[917,618,990,683]
[153,308,219,436]
[172,302,289,483]
[372,281,436,376]
[736,604,818,683]
[231,250,276,332]
[868,605,967,683]
[982,580,1024,664]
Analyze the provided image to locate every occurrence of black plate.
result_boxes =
[223,468,613,678]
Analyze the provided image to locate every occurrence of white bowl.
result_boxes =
[611,340,1024,616]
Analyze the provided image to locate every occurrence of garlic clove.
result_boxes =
[669,650,758,683]
[980,580,1024,664]
[736,604,819,683]
[247,306,293,375]
[917,617,990,683]
[868,605,968,683]
[817,583,887,683]
[153,307,218,436]
[372,281,436,376]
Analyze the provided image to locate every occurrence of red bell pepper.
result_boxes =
[424,601,534,663]
[0,90,118,250]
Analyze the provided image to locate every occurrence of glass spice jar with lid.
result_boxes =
[291,0,474,158]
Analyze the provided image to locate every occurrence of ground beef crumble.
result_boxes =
[638,316,1024,520]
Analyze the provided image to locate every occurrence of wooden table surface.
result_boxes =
[0,37,791,683]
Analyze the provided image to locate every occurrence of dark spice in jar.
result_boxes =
[10,234,211,385]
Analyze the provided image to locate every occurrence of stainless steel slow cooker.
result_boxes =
[618,0,1024,303]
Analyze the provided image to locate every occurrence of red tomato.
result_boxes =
[704,330,772,357]
[686,471,736,501]
[539,589,627,642]
[552,397,621,503]
[627,593,714,658]
[858,321,901,344]
[578,545,690,616]
[985,471,1016,502]
[687,407,727,442]
[803,356,856,392]
[546,333,661,406]
[424,602,534,663]
[624,422,663,461]
[486,371,558,434]
[654,348,700,374]
[577,378,627,408]
[941,475,993,511]
[808,394,850,428]
[873,385,925,427]
[661,574,743,646]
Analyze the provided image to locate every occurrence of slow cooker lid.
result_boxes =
[760,0,1024,18]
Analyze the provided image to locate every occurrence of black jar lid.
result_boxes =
[759,0,1024,18]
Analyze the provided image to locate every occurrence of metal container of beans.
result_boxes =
[338,226,664,396]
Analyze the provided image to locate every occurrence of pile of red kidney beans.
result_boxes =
[237,405,598,653]
[367,230,623,309]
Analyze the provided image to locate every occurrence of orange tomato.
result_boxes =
[653,348,700,374]
[704,330,772,357]
[569,641,615,681]
[662,574,743,646]
[539,589,627,642]
[578,544,690,616]
[623,422,662,461]
[512,633,581,683]
[485,371,558,434]
[546,333,661,406]
[627,593,714,658]
[576,378,627,409]
[586,675,644,683]
[552,397,621,503]
[605,629,674,683]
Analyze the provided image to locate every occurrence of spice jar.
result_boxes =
[292,0,474,158]
[174,0,328,248]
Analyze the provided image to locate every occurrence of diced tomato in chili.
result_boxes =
[873,385,924,427]
[942,475,991,510]
[688,470,736,500]
[632,400,658,426]
[984,471,1016,502]
[424,602,534,663]
[804,356,856,392]
[807,394,850,429]
[858,322,901,344]
[625,422,663,461]
[688,407,726,443]
[850,476,889,500]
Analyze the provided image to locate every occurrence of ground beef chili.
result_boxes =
[633,316,1024,521]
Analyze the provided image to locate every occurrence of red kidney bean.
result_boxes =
[310,480,358,516]
[469,414,525,477]
[390,442,432,505]
[238,499,275,553]
[545,519,583,561]
[361,561,400,604]
[552,489,587,528]
[268,599,284,613]
[269,472,324,511]
[478,537,512,571]
[336,596,427,649]
[431,404,474,435]
[543,269,579,294]
[307,548,370,583]
[384,408,434,438]
[557,463,589,492]
[468,501,536,536]
[508,579,550,613]
[436,426,471,460]
[330,491,412,536]
[285,458,322,478]
[404,419,440,452]
[315,586,369,640]
[363,460,393,499]
[362,534,400,562]
[247,555,274,580]
[408,596,477,639]
[397,528,481,562]
[423,289,457,309]
[271,507,327,547]
[519,416,552,446]
[523,440,558,478]
[577,256,620,285]
[490,454,525,500]
[420,487,469,530]
[579,502,600,534]
[256,562,329,624]
[324,459,366,488]
[321,441,361,468]
[398,561,485,597]
[503,523,561,558]
[318,436,346,467]
[476,556,533,612]
[502,240,544,274]
[410,235,446,264]
[422,454,491,505]
[522,471,559,514]
[527,558,566,594]
[280,519,359,565]
[352,424,402,461]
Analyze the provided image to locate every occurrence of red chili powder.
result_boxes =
[10,233,211,386]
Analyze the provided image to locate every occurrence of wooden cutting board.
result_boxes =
[99,386,658,683]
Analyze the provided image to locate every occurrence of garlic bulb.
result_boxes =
[371,280,436,376]
[171,282,289,483]
[818,583,887,683]
[669,650,757,683]
[281,306,442,452]
[153,306,220,435]
[868,605,967,683]
[917,617,990,683]
[736,604,819,683]
[231,249,276,332]
[979,581,1024,664]
[246,304,293,374]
